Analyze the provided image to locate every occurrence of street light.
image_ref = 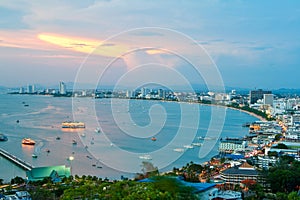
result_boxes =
[68,156,74,176]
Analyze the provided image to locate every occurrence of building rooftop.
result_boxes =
[222,167,259,176]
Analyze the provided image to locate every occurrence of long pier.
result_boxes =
[0,148,33,171]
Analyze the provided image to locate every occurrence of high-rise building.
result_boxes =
[27,84,35,94]
[59,82,66,95]
[249,89,271,104]
[263,94,274,106]
[19,87,25,94]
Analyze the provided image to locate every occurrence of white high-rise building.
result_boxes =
[27,84,35,93]
[263,94,274,106]
[59,82,66,95]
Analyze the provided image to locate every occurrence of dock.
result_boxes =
[0,148,33,171]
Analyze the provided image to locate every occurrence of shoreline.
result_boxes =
[187,101,267,122]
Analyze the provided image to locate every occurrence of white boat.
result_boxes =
[139,154,152,160]
[183,145,194,149]
[192,142,202,147]
[173,148,185,152]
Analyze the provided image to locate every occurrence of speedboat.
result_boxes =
[173,148,185,152]
[183,145,194,149]
[22,138,35,145]
[139,154,152,160]
[32,154,38,158]
[191,142,202,147]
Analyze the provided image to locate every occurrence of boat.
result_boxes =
[56,136,61,140]
[139,154,152,160]
[32,154,38,158]
[81,133,86,137]
[72,140,77,145]
[173,148,185,152]
[151,137,157,141]
[0,134,8,142]
[61,121,85,128]
[191,142,202,147]
[183,145,194,149]
[95,128,101,133]
[22,138,35,145]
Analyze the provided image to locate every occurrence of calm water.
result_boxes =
[0,94,258,182]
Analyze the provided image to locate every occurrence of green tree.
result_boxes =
[267,159,300,194]
[288,191,300,200]
[276,192,288,200]
[274,143,288,149]
[275,134,282,141]
[10,176,25,185]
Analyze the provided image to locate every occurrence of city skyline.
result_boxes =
[1,1,300,89]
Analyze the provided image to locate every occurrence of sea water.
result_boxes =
[0,94,258,182]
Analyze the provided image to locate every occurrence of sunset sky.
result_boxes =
[1,0,300,89]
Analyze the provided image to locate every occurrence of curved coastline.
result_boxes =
[185,100,267,122]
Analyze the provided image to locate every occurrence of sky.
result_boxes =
[0,0,300,90]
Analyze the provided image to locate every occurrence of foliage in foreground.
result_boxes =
[60,176,197,200]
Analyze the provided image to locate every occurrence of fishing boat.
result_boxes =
[22,138,35,145]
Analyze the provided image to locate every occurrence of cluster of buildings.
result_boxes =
[193,89,300,195]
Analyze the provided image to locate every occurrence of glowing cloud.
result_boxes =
[38,33,128,57]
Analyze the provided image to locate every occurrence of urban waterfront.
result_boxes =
[0,94,258,182]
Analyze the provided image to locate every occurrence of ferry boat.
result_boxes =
[61,121,85,128]
[22,138,36,145]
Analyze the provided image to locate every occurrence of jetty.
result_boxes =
[0,148,33,171]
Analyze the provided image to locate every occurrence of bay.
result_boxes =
[0,94,258,182]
